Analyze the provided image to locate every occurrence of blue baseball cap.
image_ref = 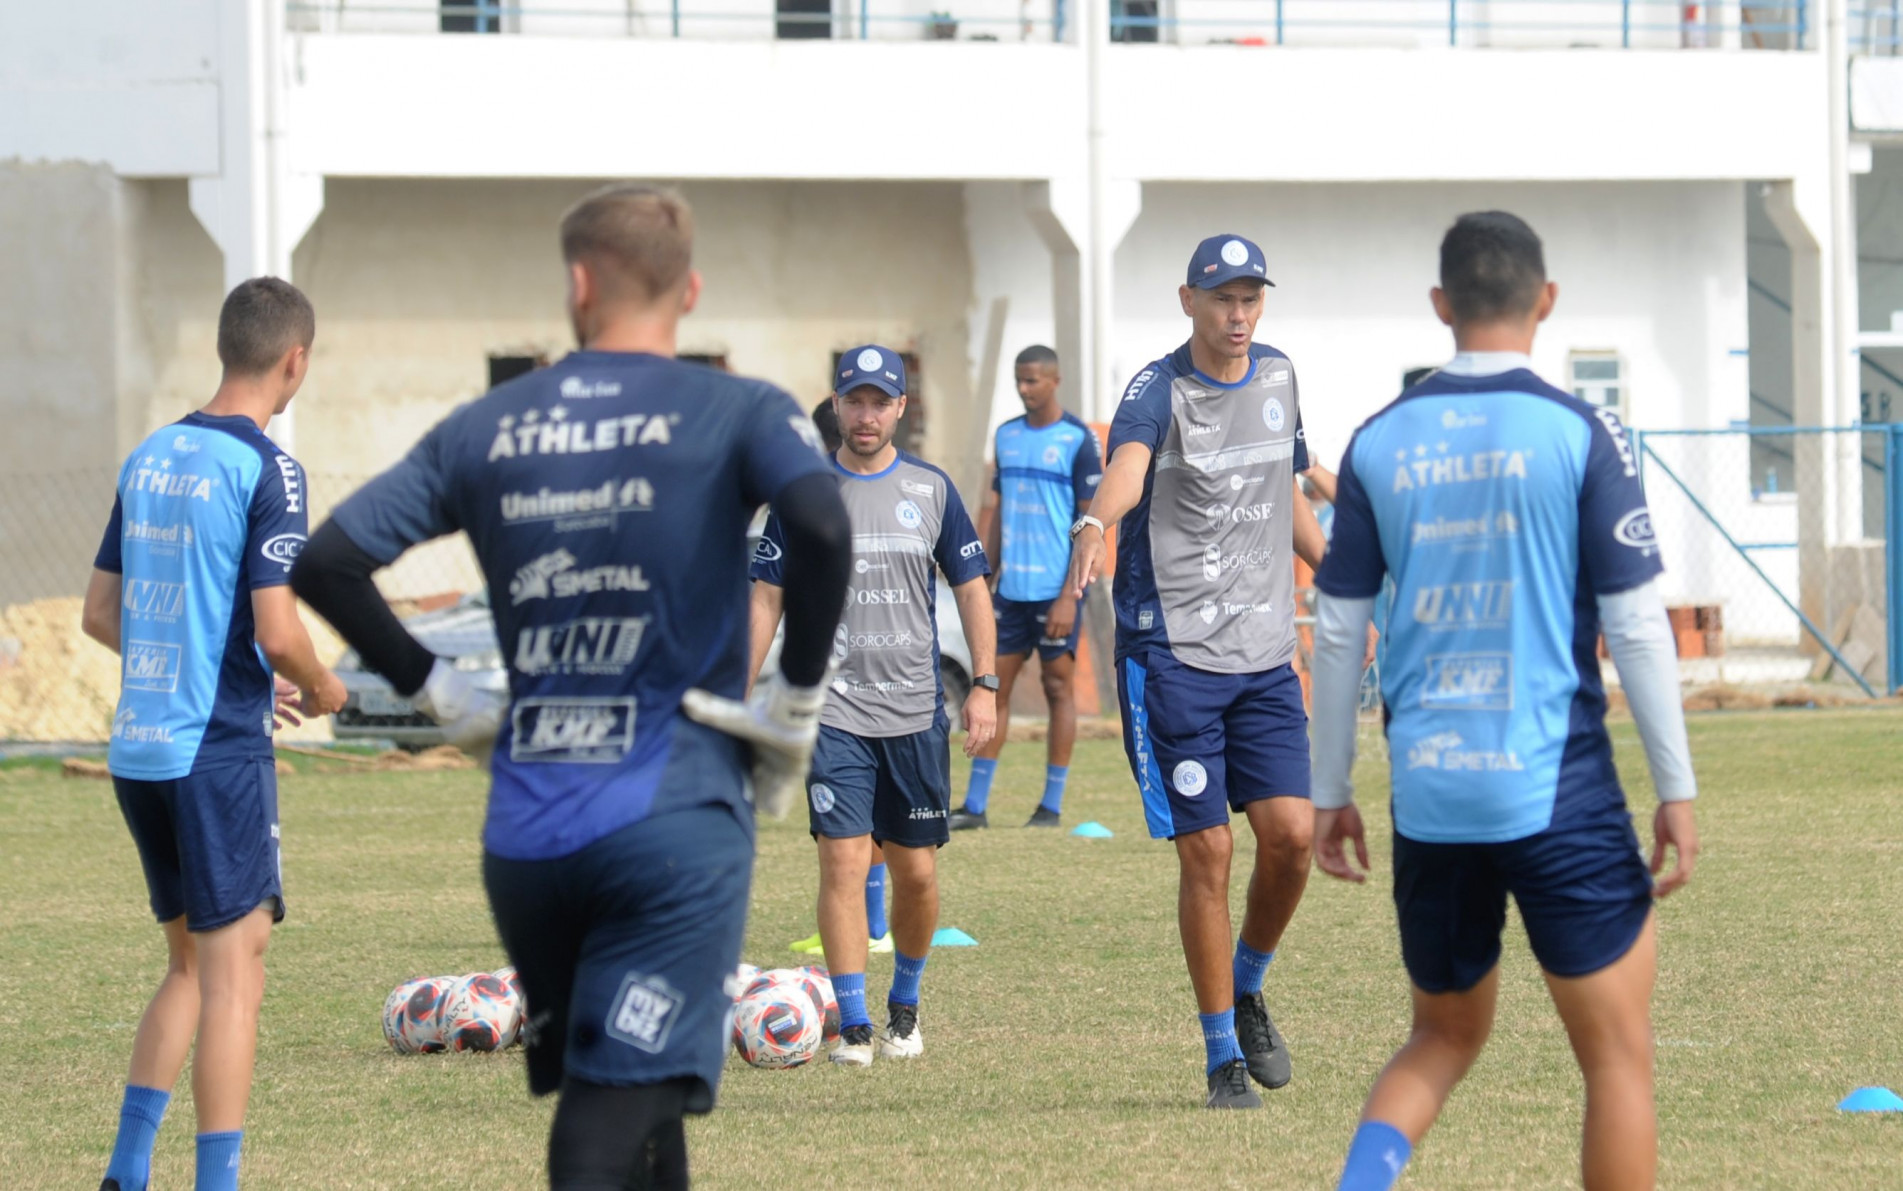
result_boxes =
[1186,234,1274,289]
[835,344,907,399]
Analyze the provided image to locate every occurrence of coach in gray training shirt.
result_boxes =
[748,345,997,1067]
[1067,234,1331,1110]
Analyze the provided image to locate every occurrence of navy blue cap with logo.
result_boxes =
[835,345,907,399]
[1186,234,1275,289]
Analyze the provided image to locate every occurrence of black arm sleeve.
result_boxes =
[770,471,851,687]
[290,520,438,696]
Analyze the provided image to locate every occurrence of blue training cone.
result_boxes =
[1071,820,1114,838]
[931,927,978,947]
[1838,1087,1903,1113]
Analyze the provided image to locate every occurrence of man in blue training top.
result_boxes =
[291,184,852,1190]
[82,277,348,1191]
[749,345,998,1065]
[1067,234,1330,1110]
[950,344,1102,830]
[1309,211,1699,1191]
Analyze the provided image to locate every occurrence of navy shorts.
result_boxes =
[995,593,1082,661]
[1393,812,1655,993]
[1118,652,1311,840]
[484,803,753,1107]
[808,717,952,848]
[113,756,284,932]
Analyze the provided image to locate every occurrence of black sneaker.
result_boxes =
[947,806,989,831]
[100,1182,123,1191]
[1204,1058,1262,1109]
[1234,991,1291,1089]
[1023,806,1062,828]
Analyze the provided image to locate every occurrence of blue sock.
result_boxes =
[195,1131,243,1191]
[105,1084,170,1191]
[1337,1121,1412,1191]
[963,757,997,814]
[1199,1009,1244,1074]
[1233,941,1274,997]
[1038,765,1069,814]
[864,864,889,940]
[888,949,928,1007]
[833,972,870,1031]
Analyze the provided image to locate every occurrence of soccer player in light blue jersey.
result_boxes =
[82,278,347,1191]
[950,345,1102,830]
[1310,212,1700,1191]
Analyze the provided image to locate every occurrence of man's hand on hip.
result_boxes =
[683,670,830,819]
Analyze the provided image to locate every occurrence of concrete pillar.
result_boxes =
[1022,177,1142,422]
[187,0,323,451]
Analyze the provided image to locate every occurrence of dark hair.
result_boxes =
[1015,344,1059,371]
[217,278,315,375]
[1438,211,1546,323]
[811,399,843,453]
[560,183,694,304]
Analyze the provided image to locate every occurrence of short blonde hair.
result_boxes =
[559,183,695,304]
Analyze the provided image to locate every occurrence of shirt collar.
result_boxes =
[1440,351,1534,378]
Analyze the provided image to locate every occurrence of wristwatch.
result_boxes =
[1069,514,1105,540]
[973,674,1001,692]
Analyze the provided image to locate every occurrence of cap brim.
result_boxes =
[836,378,906,399]
[1189,269,1275,290]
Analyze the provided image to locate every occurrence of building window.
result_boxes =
[441,1,503,33]
[831,350,925,457]
[1111,0,1161,42]
[777,0,832,39]
[1568,352,1624,416]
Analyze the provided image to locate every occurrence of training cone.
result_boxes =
[1071,821,1114,838]
[1838,1087,1903,1113]
[931,927,978,947]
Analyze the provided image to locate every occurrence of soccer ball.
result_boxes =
[492,964,528,1036]
[440,971,521,1052]
[732,962,762,998]
[795,965,839,1041]
[382,976,456,1054]
[731,984,822,1068]
[741,967,806,1002]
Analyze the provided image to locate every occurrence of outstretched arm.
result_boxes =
[1065,442,1151,600]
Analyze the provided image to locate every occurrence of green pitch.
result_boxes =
[3,709,1901,1188]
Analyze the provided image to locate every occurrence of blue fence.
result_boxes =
[1853,3,1902,53]
[288,1,1815,47]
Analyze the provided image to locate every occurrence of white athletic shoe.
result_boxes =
[831,1024,875,1067]
[878,1002,924,1059]
[868,931,895,955]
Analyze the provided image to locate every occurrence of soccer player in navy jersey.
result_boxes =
[949,345,1102,830]
[1309,212,1699,1191]
[83,278,347,1191]
[748,346,997,1065]
[1066,234,1331,1109]
[291,185,852,1190]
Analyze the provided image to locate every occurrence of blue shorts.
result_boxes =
[1117,652,1311,840]
[484,802,753,1107]
[1393,812,1654,993]
[808,717,951,848]
[113,756,283,932]
[995,593,1082,661]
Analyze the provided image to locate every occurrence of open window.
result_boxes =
[1568,351,1625,418]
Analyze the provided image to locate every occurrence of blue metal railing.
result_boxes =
[289,1,1816,47]
[1852,3,1902,53]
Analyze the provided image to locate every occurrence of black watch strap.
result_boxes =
[973,674,1000,692]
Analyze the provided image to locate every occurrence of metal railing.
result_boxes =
[1852,3,1902,53]
[287,0,1813,47]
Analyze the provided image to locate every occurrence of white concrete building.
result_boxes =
[0,1,1890,672]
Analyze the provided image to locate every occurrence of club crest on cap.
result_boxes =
[1221,239,1250,266]
[856,348,883,372]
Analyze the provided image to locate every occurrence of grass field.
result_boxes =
[4,709,1902,1188]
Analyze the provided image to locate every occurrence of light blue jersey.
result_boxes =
[96,413,308,780]
[1314,367,1662,844]
[991,411,1101,603]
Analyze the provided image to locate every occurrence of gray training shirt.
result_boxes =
[1106,341,1310,675]
[753,452,988,738]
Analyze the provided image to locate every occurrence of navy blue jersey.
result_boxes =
[1107,342,1309,674]
[330,352,830,860]
[95,413,308,780]
[1313,367,1663,843]
[990,412,1101,603]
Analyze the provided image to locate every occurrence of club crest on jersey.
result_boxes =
[1262,398,1286,432]
[1173,760,1209,796]
[895,500,923,529]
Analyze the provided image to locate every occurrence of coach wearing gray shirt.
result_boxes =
[1067,235,1329,1110]
[749,345,998,1067]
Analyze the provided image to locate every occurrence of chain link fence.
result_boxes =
[0,470,483,747]
[1633,425,1897,698]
